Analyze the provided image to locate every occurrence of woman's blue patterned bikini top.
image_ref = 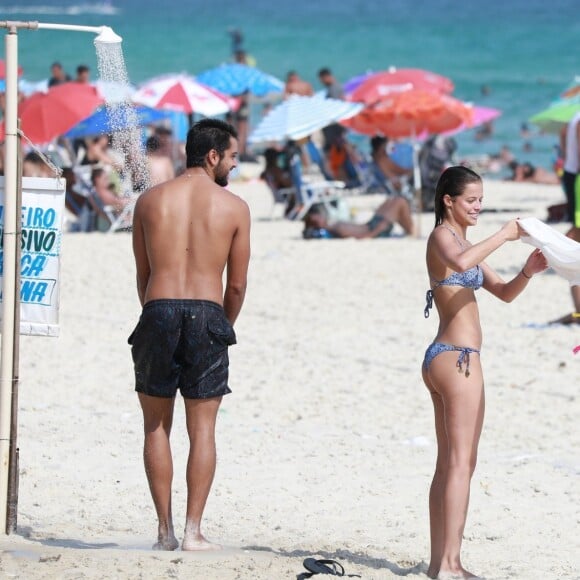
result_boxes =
[424,225,484,318]
[431,265,484,291]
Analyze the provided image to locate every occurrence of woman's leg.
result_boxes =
[427,351,485,579]
[422,365,448,579]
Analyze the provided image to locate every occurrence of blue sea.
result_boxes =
[2,0,579,171]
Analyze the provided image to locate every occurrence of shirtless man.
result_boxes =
[130,118,251,551]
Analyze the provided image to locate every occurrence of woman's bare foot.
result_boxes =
[182,532,222,551]
[437,567,482,579]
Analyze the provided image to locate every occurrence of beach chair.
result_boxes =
[286,148,345,221]
[106,195,139,233]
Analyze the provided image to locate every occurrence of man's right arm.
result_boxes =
[132,197,150,306]
[223,201,251,325]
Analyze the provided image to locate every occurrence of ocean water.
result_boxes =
[2,0,579,171]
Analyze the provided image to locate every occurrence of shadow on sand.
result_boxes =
[243,544,427,578]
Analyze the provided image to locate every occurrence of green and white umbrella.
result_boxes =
[529,101,580,134]
[529,76,580,133]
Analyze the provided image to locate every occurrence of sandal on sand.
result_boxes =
[298,558,361,578]
[303,559,345,576]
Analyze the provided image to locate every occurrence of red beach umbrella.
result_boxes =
[0,59,23,79]
[132,74,239,116]
[347,67,454,105]
[342,89,473,138]
[10,82,104,144]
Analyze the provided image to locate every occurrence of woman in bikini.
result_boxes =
[422,166,547,579]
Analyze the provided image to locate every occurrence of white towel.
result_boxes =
[518,217,580,286]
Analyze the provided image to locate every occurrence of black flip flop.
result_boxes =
[302,558,345,576]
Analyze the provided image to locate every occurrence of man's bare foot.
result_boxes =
[152,534,179,551]
[182,533,222,551]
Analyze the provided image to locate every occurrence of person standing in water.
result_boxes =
[422,166,547,579]
[130,118,250,551]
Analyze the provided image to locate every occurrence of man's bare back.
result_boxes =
[133,166,250,323]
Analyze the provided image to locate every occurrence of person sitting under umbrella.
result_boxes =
[370,135,413,194]
[302,195,414,239]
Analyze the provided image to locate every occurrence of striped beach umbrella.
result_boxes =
[248,93,363,143]
[132,74,237,116]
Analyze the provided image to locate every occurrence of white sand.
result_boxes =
[0,174,578,579]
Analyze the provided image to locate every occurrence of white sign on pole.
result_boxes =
[0,176,66,337]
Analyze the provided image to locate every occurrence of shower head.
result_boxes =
[94,26,122,45]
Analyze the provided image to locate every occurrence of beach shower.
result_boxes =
[0,20,124,536]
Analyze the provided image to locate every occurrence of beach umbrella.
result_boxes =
[343,89,472,138]
[132,74,238,116]
[343,89,472,236]
[529,76,580,134]
[248,93,364,143]
[343,71,375,95]
[63,104,172,139]
[347,67,454,105]
[529,101,580,134]
[439,104,501,137]
[196,63,284,97]
[7,82,104,144]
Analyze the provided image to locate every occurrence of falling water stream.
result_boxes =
[94,40,150,199]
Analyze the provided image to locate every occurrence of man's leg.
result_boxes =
[182,396,223,551]
[138,393,179,550]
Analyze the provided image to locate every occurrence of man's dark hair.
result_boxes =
[76,64,89,75]
[318,67,332,78]
[185,118,238,168]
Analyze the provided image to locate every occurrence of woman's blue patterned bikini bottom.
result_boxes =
[423,342,480,378]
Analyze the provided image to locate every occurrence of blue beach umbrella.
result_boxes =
[64,104,171,139]
[196,63,284,97]
[248,93,364,143]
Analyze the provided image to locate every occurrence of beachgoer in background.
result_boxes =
[90,166,128,215]
[323,125,359,186]
[130,118,250,551]
[474,120,493,141]
[507,161,561,185]
[145,135,175,186]
[370,135,413,192]
[552,111,580,323]
[303,195,414,239]
[260,147,296,216]
[75,64,90,84]
[76,134,123,173]
[318,67,344,100]
[22,151,54,178]
[284,70,314,97]
[235,90,255,162]
[422,166,547,579]
[153,126,185,175]
[48,61,71,87]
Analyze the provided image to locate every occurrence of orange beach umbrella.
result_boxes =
[342,89,473,138]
